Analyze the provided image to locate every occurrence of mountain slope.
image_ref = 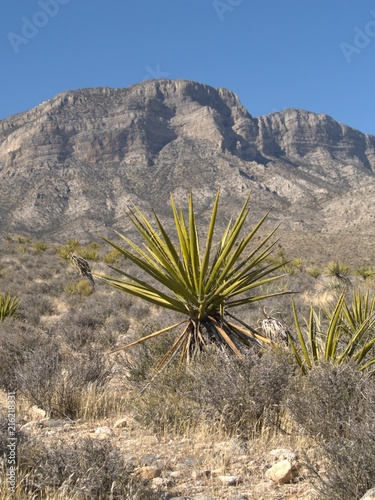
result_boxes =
[0,79,374,263]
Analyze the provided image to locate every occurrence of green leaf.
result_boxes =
[292,299,312,368]
[199,190,220,297]
[325,294,345,361]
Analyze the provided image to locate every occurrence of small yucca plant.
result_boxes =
[325,261,351,286]
[56,239,80,259]
[306,265,321,279]
[0,293,20,321]
[356,265,375,281]
[96,191,288,365]
[289,292,375,374]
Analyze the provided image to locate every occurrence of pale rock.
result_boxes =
[169,470,183,479]
[95,425,113,434]
[94,426,113,439]
[150,477,173,488]
[265,458,299,484]
[218,475,242,486]
[27,405,46,421]
[361,489,375,500]
[113,417,127,429]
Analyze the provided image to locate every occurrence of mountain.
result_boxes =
[1,79,374,263]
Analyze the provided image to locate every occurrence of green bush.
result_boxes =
[103,248,123,264]
[65,279,94,297]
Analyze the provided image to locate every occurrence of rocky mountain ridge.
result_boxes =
[1,79,374,263]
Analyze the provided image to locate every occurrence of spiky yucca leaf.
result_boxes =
[95,191,288,364]
[0,293,20,321]
[289,293,375,373]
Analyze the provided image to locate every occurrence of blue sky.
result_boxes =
[1,0,375,134]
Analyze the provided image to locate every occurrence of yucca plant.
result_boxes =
[95,191,289,365]
[0,293,20,321]
[56,239,80,259]
[289,292,375,374]
[325,261,351,286]
[341,290,375,336]
[306,265,321,279]
[356,265,375,281]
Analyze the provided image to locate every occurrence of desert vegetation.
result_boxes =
[0,194,374,499]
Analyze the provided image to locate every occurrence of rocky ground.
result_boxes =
[11,401,316,500]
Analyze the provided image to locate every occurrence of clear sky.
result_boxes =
[1,0,374,135]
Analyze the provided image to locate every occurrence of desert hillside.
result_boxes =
[0,79,374,263]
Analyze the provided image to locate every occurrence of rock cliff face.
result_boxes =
[0,79,374,262]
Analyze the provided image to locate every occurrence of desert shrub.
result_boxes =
[15,436,158,499]
[58,294,131,349]
[66,279,94,297]
[0,322,44,391]
[129,342,294,438]
[286,362,375,499]
[59,322,120,350]
[190,347,294,437]
[17,236,31,244]
[15,344,112,418]
[117,325,175,382]
[60,324,101,349]
[17,244,28,253]
[67,305,107,331]
[17,292,55,324]
[129,357,202,434]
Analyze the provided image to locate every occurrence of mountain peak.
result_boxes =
[0,79,374,262]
